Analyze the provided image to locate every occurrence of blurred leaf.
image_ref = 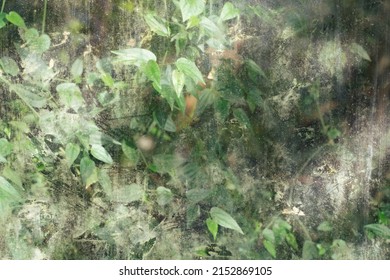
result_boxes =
[0,176,22,202]
[29,34,51,53]
[186,188,210,204]
[317,221,333,232]
[302,240,318,260]
[286,232,298,251]
[210,207,244,234]
[164,115,177,132]
[331,239,349,260]
[144,13,170,37]
[350,42,371,62]
[262,228,275,243]
[176,57,205,85]
[233,108,251,130]
[56,82,84,111]
[172,70,185,97]
[152,154,181,175]
[179,0,205,22]
[206,218,219,241]
[0,13,6,29]
[156,186,173,206]
[98,168,112,196]
[220,2,239,22]
[90,144,113,164]
[200,17,225,42]
[364,224,390,239]
[65,143,80,167]
[71,58,84,79]
[263,239,276,258]
[0,57,19,76]
[122,141,139,165]
[111,183,144,203]
[6,11,26,28]
[186,204,200,228]
[142,60,161,85]
[112,48,156,67]
[0,138,13,158]
[80,156,98,188]
[10,84,47,108]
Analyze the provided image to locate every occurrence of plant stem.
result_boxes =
[1,0,6,13]
[42,0,48,34]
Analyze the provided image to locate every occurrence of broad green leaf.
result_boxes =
[71,58,84,79]
[156,186,173,206]
[142,60,161,85]
[317,221,333,232]
[112,48,156,67]
[2,166,23,190]
[210,207,244,234]
[0,13,6,29]
[364,224,390,239]
[80,156,98,188]
[286,232,298,251]
[350,42,371,62]
[175,57,205,85]
[6,11,26,28]
[233,108,251,129]
[160,85,176,110]
[90,144,113,164]
[263,239,276,258]
[186,188,210,204]
[111,183,144,203]
[122,141,139,165]
[302,240,318,260]
[0,138,13,158]
[262,228,275,243]
[0,57,19,76]
[206,218,218,240]
[23,28,39,42]
[164,115,177,132]
[0,176,22,201]
[144,13,170,37]
[56,83,84,111]
[220,2,239,21]
[179,0,205,22]
[10,84,47,108]
[65,143,80,167]
[98,169,112,196]
[172,70,185,97]
[200,17,225,42]
[29,34,51,53]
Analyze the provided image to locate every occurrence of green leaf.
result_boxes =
[179,0,205,22]
[111,183,144,203]
[65,143,80,167]
[210,207,244,234]
[122,141,139,165]
[200,17,225,42]
[29,34,51,53]
[56,83,84,111]
[144,13,170,37]
[302,240,318,260]
[6,11,26,28]
[156,186,173,206]
[350,42,371,62]
[186,188,210,204]
[10,84,47,108]
[364,224,390,239]
[220,2,240,22]
[71,58,84,79]
[317,221,333,232]
[262,228,275,243]
[142,60,161,85]
[176,57,205,85]
[172,70,185,97]
[90,144,113,164]
[233,108,251,129]
[2,166,23,190]
[0,176,22,202]
[263,239,276,258]
[0,57,19,76]
[80,156,98,188]
[286,232,298,251]
[206,218,219,241]
[0,138,13,158]
[112,48,157,67]
[0,13,6,29]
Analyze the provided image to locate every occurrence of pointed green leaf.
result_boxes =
[90,144,113,164]
[29,34,51,53]
[112,48,157,67]
[0,57,19,76]
[6,11,26,28]
[262,228,275,243]
[220,2,239,21]
[10,84,47,108]
[71,58,84,79]
[56,82,84,111]
[65,143,80,167]
[350,43,371,62]
[176,57,204,85]
[156,186,173,206]
[210,207,244,234]
[286,232,298,250]
[364,224,390,239]
[172,69,185,97]
[263,239,276,258]
[80,156,98,188]
[233,108,251,129]
[317,221,333,232]
[0,176,22,201]
[180,0,205,22]
[144,13,170,37]
[0,138,13,158]
[142,60,161,85]
[122,141,139,165]
[206,218,219,240]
